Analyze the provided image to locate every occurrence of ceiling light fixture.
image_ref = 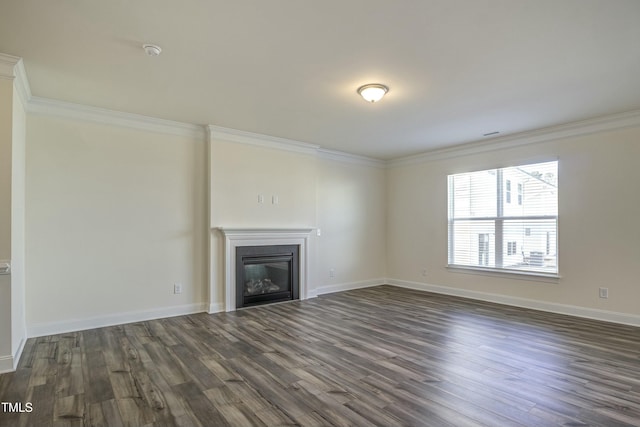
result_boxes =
[143,44,162,57]
[357,83,388,103]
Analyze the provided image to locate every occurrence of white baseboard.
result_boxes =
[208,302,225,313]
[13,336,26,370]
[27,302,208,338]
[20,279,638,356]
[0,355,13,374]
[0,337,27,374]
[388,279,640,327]
[311,278,386,297]
[307,289,318,298]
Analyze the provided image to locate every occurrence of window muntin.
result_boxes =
[448,161,558,275]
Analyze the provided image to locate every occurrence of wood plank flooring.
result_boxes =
[1,285,639,426]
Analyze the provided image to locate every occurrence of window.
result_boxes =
[517,183,523,205]
[448,160,558,275]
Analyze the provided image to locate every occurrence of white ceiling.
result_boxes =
[1,0,639,159]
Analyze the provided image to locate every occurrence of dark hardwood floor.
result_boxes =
[1,285,639,426]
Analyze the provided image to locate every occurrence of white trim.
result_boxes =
[27,96,206,138]
[0,336,26,373]
[0,53,20,79]
[312,278,386,297]
[13,59,31,107]
[0,54,31,108]
[208,125,386,167]
[305,289,319,298]
[27,302,208,338]
[208,302,224,313]
[388,279,640,327]
[3,55,640,164]
[316,148,386,168]
[389,109,640,167]
[208,125,319,156]
[12,337,26,371]
[218,227,315,236]
[446,265,560,283]
[204,131,213,316]
[0,355,14,374]
[217,227,314,312]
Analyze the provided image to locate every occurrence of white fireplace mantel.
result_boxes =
[217,227,314,311]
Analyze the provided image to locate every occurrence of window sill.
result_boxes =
[446,265,560,283]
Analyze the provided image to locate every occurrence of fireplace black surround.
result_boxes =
[235,245,299,308]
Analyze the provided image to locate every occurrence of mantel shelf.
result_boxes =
[216,227,314,237]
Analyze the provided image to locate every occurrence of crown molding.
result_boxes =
[0,54,32,107]
[208,125,386,167]
[13,59,32,108]
[389,109,640,167]
[27,96,206,139]
[0,53,20,79]
[316,148,386,168]
[208,125,319,156]
[8,54,638,166]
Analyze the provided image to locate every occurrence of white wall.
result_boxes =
[315,157,387,293]
[210,139,317,229]
[25,109,640,335]
[387,126,640,319]
[18,103,640,339]
[209,137,318,309]
[25,115,208,335]
[208,136,389,309]
[23,113,388,335]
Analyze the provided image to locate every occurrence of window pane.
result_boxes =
[503,161,557,218]
[449,220,496,268]
[503,219,557,273]
[450,171,497,218]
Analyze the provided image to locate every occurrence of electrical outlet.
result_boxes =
[257,194,264,204]
[0,260,10,275]
[174,283,183,294]
[329,269,335,278]
[421,268,428,276]
[599,287,608,299]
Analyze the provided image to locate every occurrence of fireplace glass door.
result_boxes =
[236,245,299,308]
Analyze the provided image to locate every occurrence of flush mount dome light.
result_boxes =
[357,83,388,103]
[143,44,162,56]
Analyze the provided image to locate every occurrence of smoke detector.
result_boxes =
[143,44,162,57]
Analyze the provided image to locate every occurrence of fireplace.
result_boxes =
[236,245,299,308]
[216,228,312,312]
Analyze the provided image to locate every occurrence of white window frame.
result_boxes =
[447,161,559,279]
